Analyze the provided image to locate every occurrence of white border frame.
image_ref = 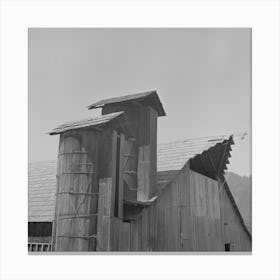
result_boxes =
[0,1,279,279]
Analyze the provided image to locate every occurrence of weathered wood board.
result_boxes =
[130,163,251,251]
[137,106,158,201]
[53,130,99,251]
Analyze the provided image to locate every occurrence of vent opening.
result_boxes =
[225,243,231,251]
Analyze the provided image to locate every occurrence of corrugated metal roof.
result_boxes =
[87,90,166,117]
[28,134,232,222]
[49,111,124,135]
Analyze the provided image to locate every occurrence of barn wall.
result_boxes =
[189,170,223,251]
[131,162,192,251]
[130,163,251,251]
[219,181,252,251]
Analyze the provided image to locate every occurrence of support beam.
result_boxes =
[137,106,158,201]
[118,134,125,219]
[96,178,113,251]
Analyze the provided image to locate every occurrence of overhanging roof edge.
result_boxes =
[87,90,166,116]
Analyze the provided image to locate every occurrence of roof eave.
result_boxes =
[189,136,234,180]
[48,112,124,136]
[87,91,166,117]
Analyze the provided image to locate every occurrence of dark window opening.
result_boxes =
[225,243,231,251]
[28,222,52,237]
[114,134,121,217]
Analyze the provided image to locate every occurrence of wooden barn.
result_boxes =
[28,91,251,252]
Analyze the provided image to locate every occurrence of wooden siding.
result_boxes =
[102,103,159,202]
[52,129,99,251]
[102,105,140,202]
[97,177,131,251]
[189,170,223,251]
[131,162,192,251]
[219,180,252,251]
[28,236,52,244]
[130,163,251,251]
[137,106,158,201]
[96,178,113,251]
[123,137,138,201]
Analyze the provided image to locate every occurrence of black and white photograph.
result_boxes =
[28,28,252,253]
[1,1,280,279]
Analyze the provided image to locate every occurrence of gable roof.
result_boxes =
[49,111,124,135]
[28,134,233,222]
[157,134,232,172]
[87,90,166,117]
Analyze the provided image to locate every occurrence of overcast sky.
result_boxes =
[29,28,251,176]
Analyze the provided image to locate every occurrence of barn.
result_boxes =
[28,91,251,252]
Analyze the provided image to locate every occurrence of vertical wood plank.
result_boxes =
[53,130,99,252]
[137,106,158,201]
[96,178,111,251]
[118,133,125,219]
[110,130,118,217]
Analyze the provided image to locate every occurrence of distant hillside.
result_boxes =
[225,172,252,234]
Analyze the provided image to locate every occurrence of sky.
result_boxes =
[29,28,251,176]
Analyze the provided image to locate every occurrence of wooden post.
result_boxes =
[118,133,125,219]
[52,129,99,251]
[123,137,138,201]
[96,178,113,251]
[96,129,122,251]
[137,106,158,201]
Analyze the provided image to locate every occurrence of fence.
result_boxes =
[28,242,52,252]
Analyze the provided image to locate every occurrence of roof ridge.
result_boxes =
[158,134,230,146]
[88,90,156,108]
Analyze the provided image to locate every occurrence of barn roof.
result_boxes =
[28,134,233,222]
[49,111,124,135]
[28,161,57,222]
[158,134,232,172]
[87,90,166,117]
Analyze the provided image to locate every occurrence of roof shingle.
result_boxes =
[28,161,57,222]
[49,111,124,135]
[157,135,232,171]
